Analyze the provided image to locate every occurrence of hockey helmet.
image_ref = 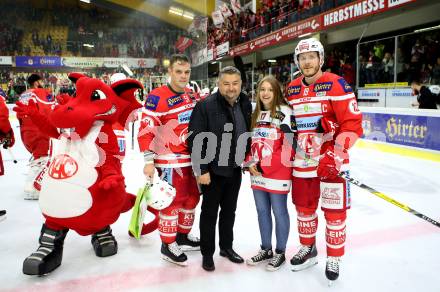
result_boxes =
[146,174,176,210]
[294,38,325,68]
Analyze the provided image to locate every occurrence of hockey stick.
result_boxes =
[339,172,440,229]
[293,142,440,229]
[7,148,18,164]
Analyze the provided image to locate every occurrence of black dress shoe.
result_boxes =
[202,256,215,271]
[220,248,244,263]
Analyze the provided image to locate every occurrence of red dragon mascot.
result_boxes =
[14,73,143,276]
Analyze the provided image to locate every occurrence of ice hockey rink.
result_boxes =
[1,118,439,292]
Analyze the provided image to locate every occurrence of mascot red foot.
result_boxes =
[14,73,143,276]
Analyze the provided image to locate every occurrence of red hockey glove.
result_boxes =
[317,148,345,180]
[0,129,14,149]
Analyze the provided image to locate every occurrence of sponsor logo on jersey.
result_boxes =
[314,82,333,92]
[291,115,298,131]
[253,127,278,140]
[117,139,126,153]
[338,78,353,93]
[296,116,322,131]
[177,110,192,124]
[167,95,184,108]
[145,95,160,110]
[274,111,286,121]
[19,92,36,105]
[316,91,327,97]
[294,103,322,115]
[304,88,310,96]
[287,85,301,96]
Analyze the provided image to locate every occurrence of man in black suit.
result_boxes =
[188,66,252,271]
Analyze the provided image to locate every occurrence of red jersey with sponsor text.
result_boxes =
[137,85,198,168]
[18,88,54,158]
[286,72,362,178]
[247,105,295,194]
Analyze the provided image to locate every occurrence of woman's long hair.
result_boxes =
[251,75,287,130]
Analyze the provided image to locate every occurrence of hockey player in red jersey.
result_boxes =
[137,54,200,266]
[18,74,54,200]
[286,38,363,283]
[0,93,15,221]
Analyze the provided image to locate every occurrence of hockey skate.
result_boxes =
[161,242,188,266]
[176,232,200,251]
[246,247,273,266]
[91,226,118,257]
[23,224,68,276]
[290,244,318,271]
[24,156,48,200]
[326,256,341,286]
[0,210,6,222]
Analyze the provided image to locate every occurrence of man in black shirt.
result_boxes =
[411,81,438,109]
[188,66,252,271]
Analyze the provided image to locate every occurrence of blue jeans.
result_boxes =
[253,189,290,252]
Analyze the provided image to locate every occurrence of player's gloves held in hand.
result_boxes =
[317,147,346,180]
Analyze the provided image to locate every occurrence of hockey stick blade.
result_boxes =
[339,173,440,229]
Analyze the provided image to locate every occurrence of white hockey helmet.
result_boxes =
[110,73,127,84]
[146,175,176,210]
[294,38,325,68]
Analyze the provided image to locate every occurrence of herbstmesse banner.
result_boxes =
[229,16,321,56]
[229,0,417,57]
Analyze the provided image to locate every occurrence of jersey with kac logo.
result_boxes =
[286,72,363,178]
[138,85,199,168]
[247,105,294,194]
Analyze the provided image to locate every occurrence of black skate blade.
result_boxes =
[161,254,188,266]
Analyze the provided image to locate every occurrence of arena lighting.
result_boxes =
[183,12,194,20]
[80,0,91,3]
[268,59,277,63]
[83,43,94,48]
[298,32,312,38]
[414,24,440,33]
[169,6,183,16]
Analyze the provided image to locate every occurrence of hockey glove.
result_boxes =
[317,148,345,180]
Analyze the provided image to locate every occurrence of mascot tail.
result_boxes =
[124,193,159,237]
